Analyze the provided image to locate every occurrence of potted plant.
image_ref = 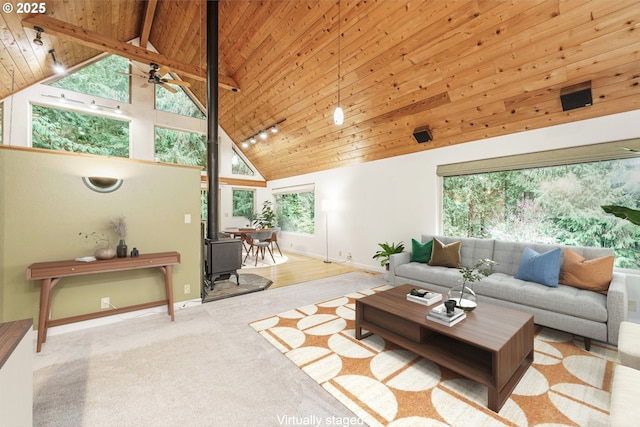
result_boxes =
[448,258,497,311]
[373,241,405,278]
[254,201,277,229]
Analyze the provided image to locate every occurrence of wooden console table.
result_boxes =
[27,251,180,352]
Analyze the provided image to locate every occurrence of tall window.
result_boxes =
[232,149,254,176]
[274,187,315,234]
[155,127,206,167]
[233,189,255,221]
[32,105,129,157]
[156,85,205,119]
[443,159,640,268]
[49,55,130,102]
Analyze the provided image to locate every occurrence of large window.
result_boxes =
[155,127,206,167]
[443,158,640,268]
[232,189,255,220]
[49,55,130,103]
[32,105,129,156]
[275,187,315,234]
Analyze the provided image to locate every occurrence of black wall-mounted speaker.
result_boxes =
[413,126,433,143]
[560,81,592,111]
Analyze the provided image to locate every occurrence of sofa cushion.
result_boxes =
[429,238,461,268]
[423,235,494,269]
[559,248,614,295]
[411,238,433,263]
[515,247,562,287]
[475,273,608,322]
[395,262,462,288]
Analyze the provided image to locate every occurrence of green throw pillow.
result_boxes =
[411,239,433,263]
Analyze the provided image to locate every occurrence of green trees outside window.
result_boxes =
[232,149,254,176]
[50,55,130,103]
[32,105,129,156]
[155,85,205,119]
[275,191,315,234]
[155,127,206,167]
[233,189,255,223]
[443,158,640,268]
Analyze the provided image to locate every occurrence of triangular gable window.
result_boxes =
[49,55,130,103]
[155,85,205,119]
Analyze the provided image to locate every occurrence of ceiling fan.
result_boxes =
[122,62,191,93]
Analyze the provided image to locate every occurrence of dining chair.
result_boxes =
[243,230,275,266]
[267,227,282,257]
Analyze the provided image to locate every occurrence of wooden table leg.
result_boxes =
[160,266,175,321]
[37,277,60,352]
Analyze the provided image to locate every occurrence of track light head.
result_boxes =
[33,26,44,46]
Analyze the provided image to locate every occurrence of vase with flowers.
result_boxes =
[111,215,128,258]
[447,258,497,312]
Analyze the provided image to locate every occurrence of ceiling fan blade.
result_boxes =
[164,79,191,87]
[157,66,170,76]
[129,61,147,73]
[140,82,150,89]
[160,82,178,94]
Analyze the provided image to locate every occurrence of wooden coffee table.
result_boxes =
[355,284,534,412]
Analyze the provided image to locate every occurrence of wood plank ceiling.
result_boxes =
[1,0,639,181]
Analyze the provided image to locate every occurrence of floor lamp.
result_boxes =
[322,200,334,263]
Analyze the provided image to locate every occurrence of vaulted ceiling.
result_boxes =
[1,0,639,181]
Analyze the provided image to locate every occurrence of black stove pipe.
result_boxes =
[206,0,219,241]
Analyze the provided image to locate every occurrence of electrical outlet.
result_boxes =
[184,284,191,294]
[101,297,110,309]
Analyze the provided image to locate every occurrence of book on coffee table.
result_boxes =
[406,289,442,306]
[427,311,467,327]
[427,303,466,323]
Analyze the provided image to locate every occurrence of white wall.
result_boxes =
[268,109,640,274]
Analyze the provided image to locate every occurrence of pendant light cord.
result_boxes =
[337,0,341,106]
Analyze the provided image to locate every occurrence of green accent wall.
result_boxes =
[0,146,201,328]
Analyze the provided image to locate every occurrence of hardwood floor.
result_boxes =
[243,251,377,289]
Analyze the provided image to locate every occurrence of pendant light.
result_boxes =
[333,0,344,125]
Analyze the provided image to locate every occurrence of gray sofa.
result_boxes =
[389,235,629,347]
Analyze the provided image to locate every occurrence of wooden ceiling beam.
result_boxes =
[139,0,158,49]
[21,14,240,91]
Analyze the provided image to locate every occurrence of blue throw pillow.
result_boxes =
[515,247,562,287]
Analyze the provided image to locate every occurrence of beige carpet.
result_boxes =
[32,271,387,427]
[250,285,618,426]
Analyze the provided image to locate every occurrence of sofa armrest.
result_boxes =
[607,272,629,345]
[388,252,411,285]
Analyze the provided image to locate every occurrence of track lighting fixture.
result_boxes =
[33,26,44,46]
[239,119,286,149]
[48,49,65,74]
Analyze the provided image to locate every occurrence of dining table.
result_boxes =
[221,228,272,253]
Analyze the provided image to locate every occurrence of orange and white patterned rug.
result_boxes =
[250,285,618,426]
